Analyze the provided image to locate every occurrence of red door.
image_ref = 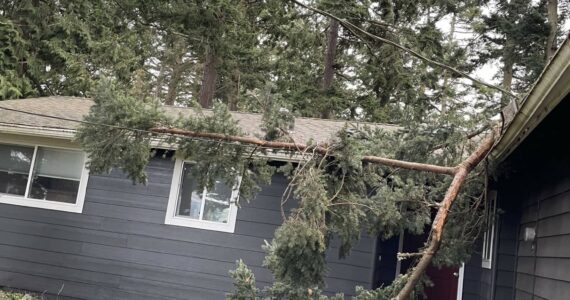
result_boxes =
[401,232,461,300]
[424,265,459,300]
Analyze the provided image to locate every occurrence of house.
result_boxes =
[458,38,570,299]
[368,37,570,300]
[0,96,400,299]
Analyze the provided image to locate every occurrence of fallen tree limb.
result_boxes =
[149,127,458,175]
[395,128,496,300]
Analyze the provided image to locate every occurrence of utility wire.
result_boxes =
[0,106,290,153]
[291,0,518,99]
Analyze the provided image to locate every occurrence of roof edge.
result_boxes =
[491,38,570,162]
[0,123,75,139]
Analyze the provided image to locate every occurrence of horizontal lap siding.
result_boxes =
[515,176,570,299]
[0,157,375,299]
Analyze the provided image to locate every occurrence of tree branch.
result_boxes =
[149,127,458,175]
[290,0,518,99]
[395,128,497,300]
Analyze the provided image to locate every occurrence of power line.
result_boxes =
[0,105,460,175]
[0,106,295,154]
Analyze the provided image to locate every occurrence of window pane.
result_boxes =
[33,148,84,179]
[177,163,202,219]
[202,180,232,223]
[0,144,34,196]
[28,147,83,203]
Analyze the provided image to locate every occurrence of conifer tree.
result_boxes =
[2,1,564,298]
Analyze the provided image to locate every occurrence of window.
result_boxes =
[0,143,88,213]
[481,190,497,269]
[165,159,240,232]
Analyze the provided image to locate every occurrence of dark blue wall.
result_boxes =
[0,157,375,299]
[464,95,570,300]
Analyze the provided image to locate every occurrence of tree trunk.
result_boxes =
[441,13,456,116]
[164,51,186,106]
[395,129,496,300]
[501,38,514,105]
[321,18,339,119]
[546,0,558,60]
[198,50,218,109]
[227,70,240,111]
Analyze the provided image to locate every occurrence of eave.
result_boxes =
[491,37,570,162]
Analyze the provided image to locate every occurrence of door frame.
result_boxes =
[456,263,465,300]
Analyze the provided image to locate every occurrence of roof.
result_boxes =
[0,96,400,144]
[491,37,570,162]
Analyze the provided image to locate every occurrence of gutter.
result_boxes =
[0,123,308,162]
[0,123,76,139]
[491,37,570,162]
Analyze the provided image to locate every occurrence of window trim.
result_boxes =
[481,190,497,269]
[165,158,240,233]
[0,142,89,213]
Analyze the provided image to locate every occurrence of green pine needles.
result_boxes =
[76,81,489,299]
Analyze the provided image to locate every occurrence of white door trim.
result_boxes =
[456,263,465,300]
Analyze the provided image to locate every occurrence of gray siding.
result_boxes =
[493,211,519,300]
[0,157,375,299]
[461,240,484,300]
[515,176,570,300]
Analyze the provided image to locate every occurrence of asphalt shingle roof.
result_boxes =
[0,96,399,143]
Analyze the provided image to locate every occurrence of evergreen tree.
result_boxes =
[474,0,550,97]
[2,1,564,297]
[0,0,153,99]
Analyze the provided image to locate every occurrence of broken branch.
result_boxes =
[149,127,458,175]
[395,129,496,300]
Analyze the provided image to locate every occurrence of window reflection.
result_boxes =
[176,163,233,223]
[0,144,34,196]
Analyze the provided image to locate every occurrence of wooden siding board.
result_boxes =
[494,286,513,300]
[534,257,570,282]
[516,256,535,275]
[538,191,570,220]
[515,290,533,300]
[533,276,570,300]
[0,217,128,247]
[0,159,374,298]
[0,269,151,300]
[0,243,241,291]
[537,234,570,257]
[461,244,483,299]
[0,204,103,229]
[84,190,168,211]
[495,270,515,288]
[515,273,534,294]
[538,212,570,237]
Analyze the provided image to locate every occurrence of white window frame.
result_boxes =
[165,158,240,233]
[0,142,89,213]
[481,190,497,269]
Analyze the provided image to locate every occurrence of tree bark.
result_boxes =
[395,129,496,300]
[164,52,186,106]
[501,37,514,105]
[198,50,218,109]
[441,13,456,116]
[228,70,240,111]
[321,18,339,119]
[546,0,558,60]
[148,126,458,175]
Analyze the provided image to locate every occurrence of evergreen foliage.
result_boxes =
[2,0,563,297]
[227,260,259,300]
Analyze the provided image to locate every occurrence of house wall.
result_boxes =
[514,172,570,300]
[0,157,376,299]
[464,95,570,300]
